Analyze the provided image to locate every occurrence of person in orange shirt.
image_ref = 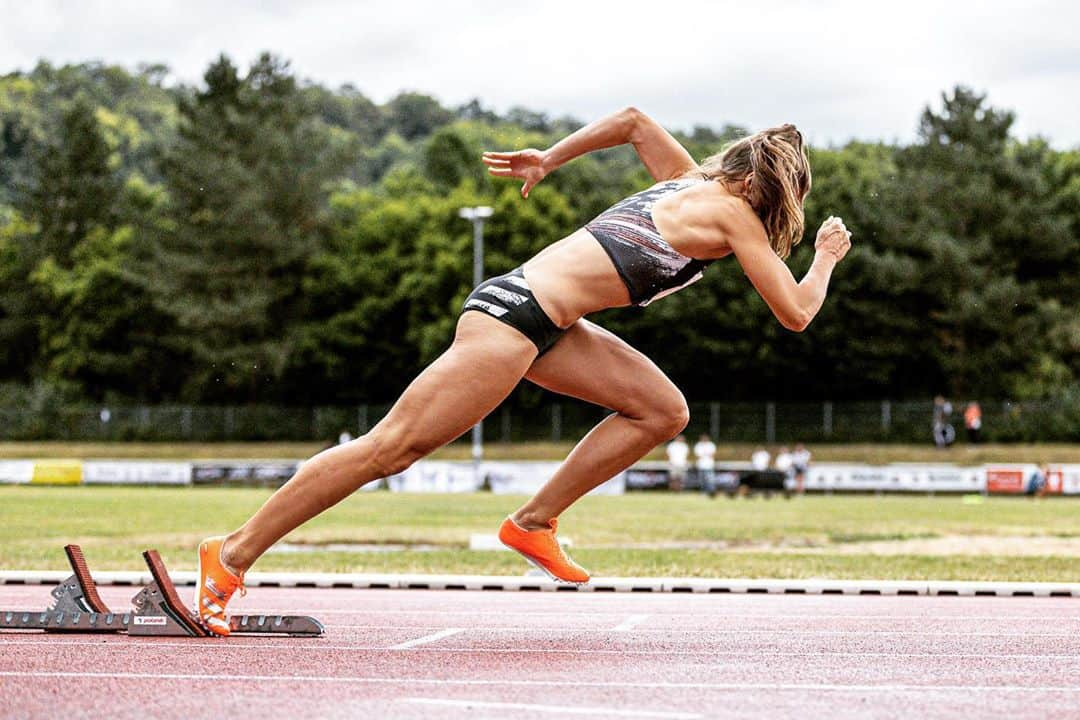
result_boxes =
[964,402,982,444]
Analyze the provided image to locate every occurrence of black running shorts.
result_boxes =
[461,267,565,355]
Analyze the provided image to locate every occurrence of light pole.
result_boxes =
[458,206,493,470]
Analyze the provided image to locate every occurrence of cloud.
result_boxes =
[1,0,1077,147]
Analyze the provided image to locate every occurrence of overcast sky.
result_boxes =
[2,0,1078,147]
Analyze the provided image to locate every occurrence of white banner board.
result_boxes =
[0,461,34,485]
[82,461,193,486]
[387,461,626,495]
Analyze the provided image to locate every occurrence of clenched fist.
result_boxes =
[815,216,852,262]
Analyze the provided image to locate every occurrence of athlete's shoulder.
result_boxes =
[703,188,767,245]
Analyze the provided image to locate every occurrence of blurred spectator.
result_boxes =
[964,402,982,444]
[774,446,793,477]
[751,446,770,471]
[1028,462,1050,498]
[932,395,955,448]
[694,434,717,496]
[338,429,354,445]
[666,434,690,491]
[792,442,812,494]
[774,446,794,496]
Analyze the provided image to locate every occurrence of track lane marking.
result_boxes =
[401,697,701,718]
[329,624,1079,637]
[0,671,1077,693]
[0,643,1075,660]
[389,627,463,649]
[0,639,1076,661]
[232,609,1080,621]
[613,614,650,631]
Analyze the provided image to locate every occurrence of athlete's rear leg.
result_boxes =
[221,312,538,572]
[513,319,689,528]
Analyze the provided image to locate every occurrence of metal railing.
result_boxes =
[0,399,1074,443]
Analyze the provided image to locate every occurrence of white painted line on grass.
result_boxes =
[389,627,464,649]
[613,614,649,632]
[1,639,1076,661]
[0,671,1078,693]
[401,697,701,718]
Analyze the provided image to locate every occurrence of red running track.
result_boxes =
[1,584,1078,719]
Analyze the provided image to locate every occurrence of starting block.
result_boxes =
[0,545,324,637]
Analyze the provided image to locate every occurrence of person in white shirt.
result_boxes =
[774,445,794,493]
[666,434,690,490]
[774,446,793,474]
[694,434,717,495]
[751,447,770,471]
[792,442,811,494]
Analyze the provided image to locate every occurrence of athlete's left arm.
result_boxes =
[483,107,698,197]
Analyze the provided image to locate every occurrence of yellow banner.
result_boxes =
[30,460,83,486]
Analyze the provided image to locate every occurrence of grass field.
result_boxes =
[1,441,1078,463]
[2,486,1077,582]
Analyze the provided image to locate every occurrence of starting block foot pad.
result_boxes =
[139,550,209,637]
[63,544,113,615]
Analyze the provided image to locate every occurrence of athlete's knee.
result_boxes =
[650,391,690,440]
[368,426,431,477]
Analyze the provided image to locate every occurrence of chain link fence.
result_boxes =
[0,399,1075,443]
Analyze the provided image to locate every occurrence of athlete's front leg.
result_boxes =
[224,313,538,571]
[193,313,537,635]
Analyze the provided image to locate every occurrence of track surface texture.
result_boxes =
[1,585,1078,719]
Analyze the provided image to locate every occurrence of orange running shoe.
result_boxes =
[196,536,245,637]
[498,516,590,584]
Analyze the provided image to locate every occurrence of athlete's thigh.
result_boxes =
[375,312,537,447]
[524,319,682,416]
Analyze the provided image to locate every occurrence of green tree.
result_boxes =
[150,53,352,401]
[384,92,452,140]
[32,224,183,400]
[18,94,120,266]
[890,87,1072,398]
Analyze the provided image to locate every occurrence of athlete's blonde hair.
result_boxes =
[698,124,811,259]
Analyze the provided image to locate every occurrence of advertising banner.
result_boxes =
[387,461,627,495]
[807,464,986,493]
[192,462,299,485]
[0,461,35,485]
[985,465,1036,495]
[389,462,484,493]
[29,460,83,486]
[83,461,193,486]
[1059,465,1080,495]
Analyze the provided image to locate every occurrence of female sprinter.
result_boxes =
[195,107,851,635]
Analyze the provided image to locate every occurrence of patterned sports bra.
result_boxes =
[585,177,713,306]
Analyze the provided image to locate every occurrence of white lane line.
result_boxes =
[401,697,701,718]
[331,624,1078,638]
[613,614,650,632]
[0,639,1076,661]
[238,609,1080,621]
[389,627,464,649]
[0,672,1078,693]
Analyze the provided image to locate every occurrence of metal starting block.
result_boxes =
[0,545,324,638]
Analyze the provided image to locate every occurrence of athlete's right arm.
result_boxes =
[725,212,852,332]
[482,107,697,197]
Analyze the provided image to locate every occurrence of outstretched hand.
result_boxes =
[815,216,852,262]
[482,149,548,198]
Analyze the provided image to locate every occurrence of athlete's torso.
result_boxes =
[522,177,730,328]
